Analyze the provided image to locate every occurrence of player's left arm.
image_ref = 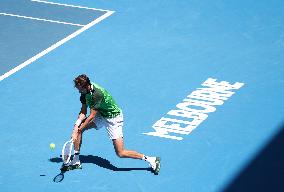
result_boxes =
[77,108,97,132]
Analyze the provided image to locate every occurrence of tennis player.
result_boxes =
[68,74,160,174]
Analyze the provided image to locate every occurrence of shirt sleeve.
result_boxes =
[80,94,86,104]
[90,89,104,109]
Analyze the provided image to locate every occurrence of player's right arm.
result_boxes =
[71,104,87,141]
[74,94,88,129]
[74,103,87,129]
[78,104,87,121]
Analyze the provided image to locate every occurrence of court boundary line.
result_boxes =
[0,12,84,26]
[0,10,114,81]
[31,0,111,12]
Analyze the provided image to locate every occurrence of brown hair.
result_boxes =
[73,74,91,88]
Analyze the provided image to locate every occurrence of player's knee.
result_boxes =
[116,150,126,158]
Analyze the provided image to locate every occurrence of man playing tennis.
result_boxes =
[67,74,160,174]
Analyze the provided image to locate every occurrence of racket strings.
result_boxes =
[62,139,74,164]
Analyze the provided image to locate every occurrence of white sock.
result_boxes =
[73,151,80,161]
[142,155,155,164]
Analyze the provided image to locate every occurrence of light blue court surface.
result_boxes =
[0,0,284,191]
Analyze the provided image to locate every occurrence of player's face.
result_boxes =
[76,84,89,94]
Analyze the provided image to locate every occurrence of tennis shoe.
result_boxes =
[69,156,81,166]
[62,159,71,167]
[149,157,161,175]
[61,159,81,171]
[62,155,81,167]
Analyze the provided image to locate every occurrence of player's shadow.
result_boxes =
[49,155,152,172]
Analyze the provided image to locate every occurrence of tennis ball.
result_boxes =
[50,143,56,149]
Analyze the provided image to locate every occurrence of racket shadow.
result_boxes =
[49,155,152,172]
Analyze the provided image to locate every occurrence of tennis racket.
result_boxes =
[61,139,74,165]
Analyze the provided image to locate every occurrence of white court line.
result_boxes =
[31,0,111,12]
[0,12,84,27]
[0,10,115,82]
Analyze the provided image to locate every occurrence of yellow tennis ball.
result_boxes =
[50,143,56,149]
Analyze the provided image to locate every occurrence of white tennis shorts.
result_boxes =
[93,112,124,140]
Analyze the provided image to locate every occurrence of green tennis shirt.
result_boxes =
[80,83,121,118]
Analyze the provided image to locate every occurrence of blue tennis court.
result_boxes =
[1,0,284,191]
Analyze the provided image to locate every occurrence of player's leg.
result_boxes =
[107,114,161,174]
[112,137,161,174]
[72,113,104,151]
[106,113,146,159]
[72,121,95,151]
[71,121,96,166]
[112,137,143,159]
